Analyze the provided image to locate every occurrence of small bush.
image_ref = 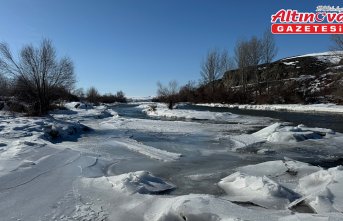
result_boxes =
[148,104,157,112]
[6,101,27,113]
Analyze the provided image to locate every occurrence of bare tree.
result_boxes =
[201,50,220,87]
[73,88,85,100]
[247,36,263,66]
[248,36,263,97]
[219,49,234,73]
[0,74,9,97]
[261,30,278,64]
[115,90,127,103]
[261,30,278,95]
[234,40,250,93]
[201,49,232,100]
[0,39,75,115]
[86,87,100,104]
[178,80,197,102]
[234,36,264,100]
[157,80,179,109]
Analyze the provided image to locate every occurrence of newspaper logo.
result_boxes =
[271,6,343,34]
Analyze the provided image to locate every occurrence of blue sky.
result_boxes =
[0,0,340,97]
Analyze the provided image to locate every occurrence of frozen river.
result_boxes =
[69,103,342,197]
[1,102,343,220]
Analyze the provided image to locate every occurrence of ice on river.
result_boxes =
[1,102,343,220]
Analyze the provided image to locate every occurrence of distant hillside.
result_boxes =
[221,51,343,104]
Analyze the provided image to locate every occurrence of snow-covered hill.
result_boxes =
[222,51,343,104]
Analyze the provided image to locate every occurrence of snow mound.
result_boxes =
[54,102,115,119]
[296,166,343,213]
[239,159,320,178]
[223,159,343,214]
[230,123,337,150]
[218,172,300,209]
[253,123,335,143]
[145,194,282,221]
[114,138,182,162]
[43,121,90,141]
[237,159,321,190]
[83,171,175,194]
[106,171,175,194]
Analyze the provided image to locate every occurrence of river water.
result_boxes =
[178,104,343,133]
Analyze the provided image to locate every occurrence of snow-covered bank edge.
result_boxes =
[196,103,343,114]
[136,102,273,125]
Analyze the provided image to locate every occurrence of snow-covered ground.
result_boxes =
[1,102,343,220]
[283,51,343,64]
[197,103,343,114]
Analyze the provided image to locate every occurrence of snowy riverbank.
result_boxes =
[196,103,343,114]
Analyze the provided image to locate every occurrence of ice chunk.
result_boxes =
[296,166,343,213]
[230,123,339,150]
[252,123,282,140]
[239,159,321,178]
[218,172,300,209]
[114,138,182,162]
[230,134,264,151]
[237,159,322,191]
[267,131,322,142]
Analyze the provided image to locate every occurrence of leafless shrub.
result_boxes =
[86,87,100,104]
